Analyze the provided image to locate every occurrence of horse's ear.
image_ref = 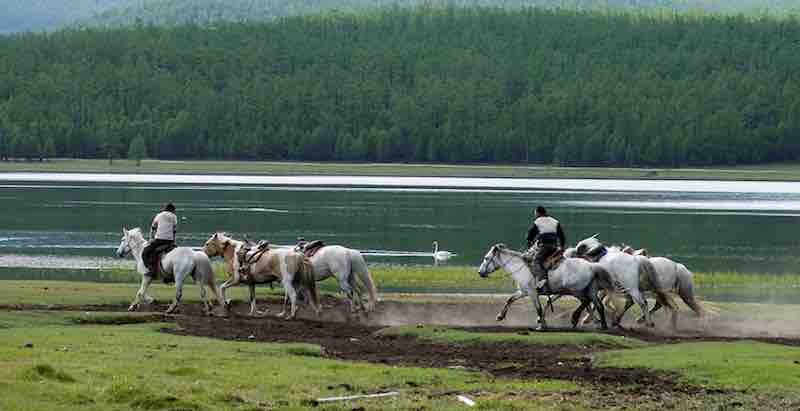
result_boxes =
[591,233,600,239]
[212,233,218,239]
[122,227,127,234]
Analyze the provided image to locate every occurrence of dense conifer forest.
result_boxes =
[1,6,799,165]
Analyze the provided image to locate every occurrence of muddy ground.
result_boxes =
[5,294,800,405]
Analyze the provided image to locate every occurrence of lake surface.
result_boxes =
[1,173,799,282]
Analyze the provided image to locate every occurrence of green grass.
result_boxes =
[5,158,800,181]
[0,313,576,411]
[596,341,800,391]
[377,325,649,349]
[0,280,274,306]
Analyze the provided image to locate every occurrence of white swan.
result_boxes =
[432,241,454,265]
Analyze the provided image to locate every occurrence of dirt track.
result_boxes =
[6,294,800,400]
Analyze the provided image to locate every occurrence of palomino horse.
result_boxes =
[237,241,319,319]
[203,233,318,318]
[295,240,378,314]
[616,247,705,328]
[573,236,676,328]
[478,244,612,330]
[116,228,221,315]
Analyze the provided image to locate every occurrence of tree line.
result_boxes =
[78,0,800,29]
[1,6,799,166]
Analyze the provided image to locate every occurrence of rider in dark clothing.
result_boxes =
[524,206,566,275]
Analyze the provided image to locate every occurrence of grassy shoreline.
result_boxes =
[3,158,800,181]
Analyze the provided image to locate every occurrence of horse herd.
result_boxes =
[116,228,703,331]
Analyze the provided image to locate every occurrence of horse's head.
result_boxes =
[203,232,230,257]
[575,235,602,256]
[116,227,142,258]
[478,244,505,278]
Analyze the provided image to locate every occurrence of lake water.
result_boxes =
[1,173,799,285]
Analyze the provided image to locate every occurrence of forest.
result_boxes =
[4,0,797,33]
[1,6,799,165]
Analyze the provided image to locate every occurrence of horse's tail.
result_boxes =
[350,250,378,312]
[676,263,704,318]
[296,255,320,314]
[638,257,677,311]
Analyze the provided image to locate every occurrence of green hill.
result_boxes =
[1,7,799,165]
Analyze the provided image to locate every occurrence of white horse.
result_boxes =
[294,241,378,314]
[478,244,612,330]
[573,236,676,328]
[615,249,705,328]
[116,228,221,315]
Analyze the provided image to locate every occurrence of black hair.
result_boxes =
[164,202,176,212]
[535,206,546,215]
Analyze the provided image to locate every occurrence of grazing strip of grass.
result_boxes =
[377,325,649,349]
[0,314,575,411]
[5,158,800,181]
[595,341,800,391]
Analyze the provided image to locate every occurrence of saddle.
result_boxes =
[298,240,325,258]
[236,240,271,284]
[542,248,565,272]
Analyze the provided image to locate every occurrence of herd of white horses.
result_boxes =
[116,227,703,331]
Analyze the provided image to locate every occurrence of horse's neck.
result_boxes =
[498,251,534,283]
[129,237,146,263]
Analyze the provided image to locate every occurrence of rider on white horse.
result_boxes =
[142,202,177,282]
[523,206,566,286]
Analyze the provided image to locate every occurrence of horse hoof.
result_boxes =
[127,304,138,312]
[636,317,646,324]
[496,315,505,322]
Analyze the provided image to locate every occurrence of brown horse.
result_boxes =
[203,233,319,318]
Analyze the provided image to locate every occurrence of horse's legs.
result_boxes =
[497,290,525,321]
[615,296,635,327]
[591,288,609,330]
[206,278,223,308]
[166,274,185,314]
[526,287,546,330]
[338,274,358,314]
[248,283,258,316]
[629,289,652,327]
[285,283,299,319]
[637,300,662,324]
[571,297,592,329]
[128,275,153,312]
[199,282,211,315]
[220,278,239,308]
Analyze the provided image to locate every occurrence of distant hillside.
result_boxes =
[2,7,799,165]
[79,0,799,29]
[0,0,136,34]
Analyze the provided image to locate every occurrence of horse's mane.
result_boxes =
[127,227,143,238]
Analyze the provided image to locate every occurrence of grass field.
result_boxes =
[0,312,577,411]
[2,281,800,410]
[4,158,800,181]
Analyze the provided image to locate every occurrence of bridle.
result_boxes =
[484,246,529,278]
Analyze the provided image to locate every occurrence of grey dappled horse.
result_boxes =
[478,243,612,330]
